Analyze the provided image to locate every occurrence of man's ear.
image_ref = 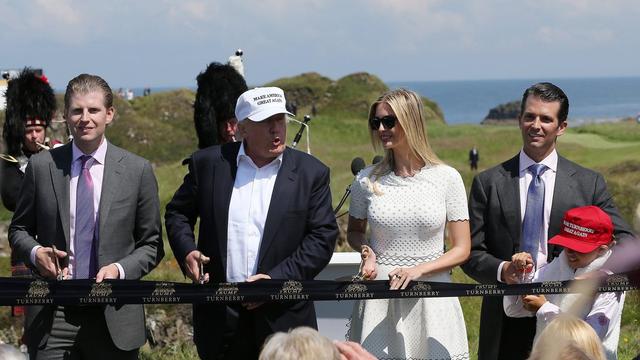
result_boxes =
[105,106,115,125]
[598,244,611,255]
[237,120,247,137]
[556,120,568,136]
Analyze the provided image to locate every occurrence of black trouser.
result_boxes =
[30,306,138,360]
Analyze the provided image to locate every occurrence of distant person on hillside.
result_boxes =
[461,82,634,360]
[228,48,245,77]
[469,146,479,171]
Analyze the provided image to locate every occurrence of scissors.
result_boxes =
[198,253,206,284]
[51,245,64,281]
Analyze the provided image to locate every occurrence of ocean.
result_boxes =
[388,77,640,125]
[130,77,640,125]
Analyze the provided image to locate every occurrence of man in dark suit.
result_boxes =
[461,82,634,360]
[165,86,338,359]
[9,74,164,360]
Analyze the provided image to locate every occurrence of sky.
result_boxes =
[1,0,639,89]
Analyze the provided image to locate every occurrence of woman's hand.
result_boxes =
[388,266,423,290]
[360,247,377,280]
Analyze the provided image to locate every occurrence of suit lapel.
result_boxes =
[258,148,296,266]
[496,155,521,249]
[214,143,239,271]
[98,143,126,243]
[548,156,577,253]
[50,144,73,249]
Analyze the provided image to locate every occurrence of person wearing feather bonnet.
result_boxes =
[194,61,247,148]
[0,68,56,319]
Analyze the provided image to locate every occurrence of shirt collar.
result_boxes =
[72,138,108,165]
[236,141,284,168]
[519,148,558,174]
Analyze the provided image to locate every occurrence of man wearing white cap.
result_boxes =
[166,87,338,359]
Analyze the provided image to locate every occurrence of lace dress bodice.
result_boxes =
[350,164,469,273]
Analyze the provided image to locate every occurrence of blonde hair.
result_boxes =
[528,316,605,360]
[368,89,441,185]
[259,327,340,360]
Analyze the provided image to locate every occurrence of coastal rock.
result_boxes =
[481,100,520,125]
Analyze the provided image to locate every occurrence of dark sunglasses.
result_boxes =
[369,115,397,130]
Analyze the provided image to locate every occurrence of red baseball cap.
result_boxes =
[548,206,613,253]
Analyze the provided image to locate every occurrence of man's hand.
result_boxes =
[96,264,120,283]
[511,252,534,274]
[522,294,546,312]
[334,341,377,360]
[184,250,210,283]
[500,261,520,284]
[243,274,271,310]
[35,247,68,279]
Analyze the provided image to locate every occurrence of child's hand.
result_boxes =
[522,294,546,312]
[511,252,534,274]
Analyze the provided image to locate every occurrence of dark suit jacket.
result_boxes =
[165,142,338,358]
[461,154,634,360]
[9,142,164,351]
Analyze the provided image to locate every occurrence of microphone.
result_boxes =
[372,155,383,165]
[291,115,311,149]
[351,157,366,176]
[335,157,366,215]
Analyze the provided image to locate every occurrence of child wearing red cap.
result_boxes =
[503,205,624,360]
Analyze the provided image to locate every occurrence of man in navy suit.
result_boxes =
[461,82,634,360]
[165,86,338,359]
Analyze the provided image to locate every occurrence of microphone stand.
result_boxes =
[291,115,311,150]
[334,184,351,216]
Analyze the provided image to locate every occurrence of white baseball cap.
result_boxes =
[235,87,294,122]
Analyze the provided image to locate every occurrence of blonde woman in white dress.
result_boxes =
[347,89,471,360]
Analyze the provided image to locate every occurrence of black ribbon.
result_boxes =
[1,273,637,306]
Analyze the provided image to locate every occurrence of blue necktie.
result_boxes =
[75,155,98,279]
[521,163,547,266]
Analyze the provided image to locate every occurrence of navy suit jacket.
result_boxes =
[461,154,634,360]
[165,142,338,357]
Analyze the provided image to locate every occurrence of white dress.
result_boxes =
[347,164,470,360]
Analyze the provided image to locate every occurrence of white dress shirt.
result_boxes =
[31,139,124,278]
[497,149,558,281]
[226,142,283,282]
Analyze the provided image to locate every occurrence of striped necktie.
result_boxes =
[521,163,547,266]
